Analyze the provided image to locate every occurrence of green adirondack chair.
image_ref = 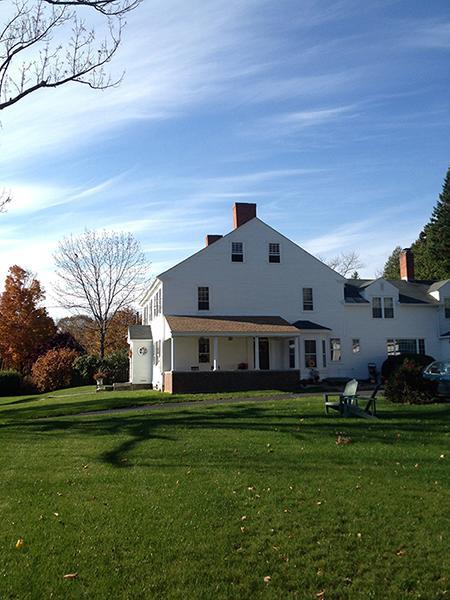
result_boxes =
[324,379,359,417]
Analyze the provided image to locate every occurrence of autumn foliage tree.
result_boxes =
[0,265,56,371]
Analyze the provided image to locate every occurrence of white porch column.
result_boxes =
[171,337,176,371]
[254,336,260,370]
[213,336,219,371]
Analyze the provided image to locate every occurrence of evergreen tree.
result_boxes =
[383,246,402,279]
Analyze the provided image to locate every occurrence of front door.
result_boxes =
[259,337,270,370]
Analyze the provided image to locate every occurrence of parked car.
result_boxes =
[423,361,450,397]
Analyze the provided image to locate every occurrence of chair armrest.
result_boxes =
[324,393,343,402]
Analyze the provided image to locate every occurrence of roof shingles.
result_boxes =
[166,315,299,335]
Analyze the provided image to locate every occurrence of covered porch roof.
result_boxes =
[166,315,300,336]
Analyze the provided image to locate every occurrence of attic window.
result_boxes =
[269,243,280,263]
[231,242,244,262]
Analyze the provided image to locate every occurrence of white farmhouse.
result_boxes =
[128,203,450,393]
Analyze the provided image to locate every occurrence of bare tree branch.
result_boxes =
[0,188,11,211]
[0,0,140,110]
[320,251,364,277]
[53,229,149,357]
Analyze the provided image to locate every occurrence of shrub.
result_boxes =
[73,354,100,385]
[102,349,129,383]
[385,358,438,404]
[31,348,80,393]
[0,369,23,396]
[381,353,434,381]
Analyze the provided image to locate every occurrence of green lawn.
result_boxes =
[0,388,449,599]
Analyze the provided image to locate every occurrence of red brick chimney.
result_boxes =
[205,234,222,246]
[233,203,257,229]
[400,248,414,281]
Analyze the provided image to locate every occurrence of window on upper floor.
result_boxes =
[302,287,313,311]
[198,286,209,311]
[149,299,153,321]
[330,338,341,361]
[372,296,394,319]
[268,242,280,263]
[231,242,244,262]
[198,337,210,363]
[445,297,450,319]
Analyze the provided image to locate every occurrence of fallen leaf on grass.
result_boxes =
[53,512,59,517]
[263,576,271,584]
[63,573,78,580]
[316,591,325,599]
[396,549,407,557]
[241,515,247,521]
[336,435,352,445]
[15,538,25,549]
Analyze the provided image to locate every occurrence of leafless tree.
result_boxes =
[0,0,141,111]
[0,189,11,211]
[54,229,149,357]
[322,251,364,277]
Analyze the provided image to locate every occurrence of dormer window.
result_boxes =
[372,296,394,319]
[269,243,280,263]
[445,298,450,319]
[231,242,244,262]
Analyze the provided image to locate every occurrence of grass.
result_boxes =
[0,388,449,599]
[0,385,293,421]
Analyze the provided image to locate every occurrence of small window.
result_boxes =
[330,338,341,361]
[231,242,244,262]
[303,287,314,311]
[445,298,450,319]
[198,337,210,363]
[288,339,296,368]
[387,339,397,356]
[154,340,161,365]
[322,339,327,368]
[352,339,360,353]
[304,340,317,368]
[397,339,417,354]
[384,297,394,319]
[268,243,280,263]
[149,299,153,321]
[198,286,209,311]
[372,297,382,318]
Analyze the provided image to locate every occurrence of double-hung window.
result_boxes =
[268,243,280,263]
[387,338,426,356]
[198,338,210,363]
[231,242,244,262]
[445,298,450,319]
[154,340,161,365]
[330,338,341,361]
[372,297,394,319]
[352,339,360,353]
[198,287,209,311]
[304,340,317,368]
[303,287,313,311]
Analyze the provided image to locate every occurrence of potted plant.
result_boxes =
[93,371,107,388]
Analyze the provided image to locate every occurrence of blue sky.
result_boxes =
[1,0,449,314]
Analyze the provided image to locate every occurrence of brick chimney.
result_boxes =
[233,203,257,229]
[205,234,222,246]
[400,248,414,281]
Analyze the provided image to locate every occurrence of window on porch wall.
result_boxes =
[304,340,317,368]
[288,339,296,368]
[198,337,210,363]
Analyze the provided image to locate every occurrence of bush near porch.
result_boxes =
[0,388,449,598]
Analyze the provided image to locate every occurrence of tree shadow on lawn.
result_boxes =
[3,402,450,469]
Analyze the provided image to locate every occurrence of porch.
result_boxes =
[162,315,303,393]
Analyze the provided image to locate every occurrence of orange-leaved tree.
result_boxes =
[0,265,56,372]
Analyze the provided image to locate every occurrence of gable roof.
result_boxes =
[345,279,440,305]
[157,216,345,281]
[166,315,299,336]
